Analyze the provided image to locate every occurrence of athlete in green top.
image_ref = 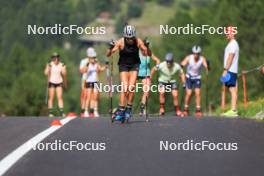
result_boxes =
[151,53,185,116]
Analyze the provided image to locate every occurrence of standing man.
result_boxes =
[151,53,185,116]
[222,26,239,117]
[181,45,209,117]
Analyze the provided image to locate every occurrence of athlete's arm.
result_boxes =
[137,38,148,56]
[179,66,186,83]
[79,65,88,73]
[202,57,209,74]
[151,54,160,64]
[180,56,189,67]
[180,72,186,84]
[222,53,235,76]
[44,63,50,76]
[262,66,264,74]
[106,39,121,57]
[150,66,158,79]
[62,65,68,89]
[97,64,107,72]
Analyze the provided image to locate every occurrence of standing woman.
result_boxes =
[80,48,107,118]
[44,53,67,117]
[138,39,160,116]
[106,25,147,120]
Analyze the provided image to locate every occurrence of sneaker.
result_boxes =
[61,113,66,118]
[94,111,100,118]
[222,109,238,117]
[84,110,89,118]
[48,113,54,118]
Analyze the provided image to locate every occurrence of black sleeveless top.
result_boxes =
[118,38,141,66]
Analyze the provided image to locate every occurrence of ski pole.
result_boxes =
[145,54,149,122]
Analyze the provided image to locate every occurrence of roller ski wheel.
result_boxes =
[111,108,126,123]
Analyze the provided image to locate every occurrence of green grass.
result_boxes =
[213,98,264,120]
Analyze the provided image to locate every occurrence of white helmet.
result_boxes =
[87,47,97,57]
[192,45,202,54]
[123,25,136,38]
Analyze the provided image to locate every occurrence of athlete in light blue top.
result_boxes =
[138,39,160,116]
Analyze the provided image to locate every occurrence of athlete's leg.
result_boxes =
[84,88,92,116]
[171,90,179,106]
[92,88,100,117]
[141,78,150,104]
[172,89,182,116]
[159,84,166,114]
[127,71,138,104]
[48,87,55,109]
[194,88,201,110]
[119,72,129,107]
[229,86,237,110]
[48,86,55,116]
[184,89,192,111]
[56,86,65,116]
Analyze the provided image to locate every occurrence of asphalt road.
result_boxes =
[1,116,264,176]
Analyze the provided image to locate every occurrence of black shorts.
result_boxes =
[85,82,98,89]
[48,82,63,88]
[137,76,150,80]
[186,78,201,89]
[119,64,139,72]
[158,82,178,90]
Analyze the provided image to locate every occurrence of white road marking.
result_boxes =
[0,116,76,176]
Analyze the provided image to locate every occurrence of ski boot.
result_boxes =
[124,107,132,123]
[111,108,126,123]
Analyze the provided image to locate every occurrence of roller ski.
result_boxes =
[124,107,132,123]
[111,108,126,124]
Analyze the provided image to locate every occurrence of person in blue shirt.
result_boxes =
[138,39,160,116]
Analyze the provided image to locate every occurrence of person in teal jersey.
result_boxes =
[137,39,160,116]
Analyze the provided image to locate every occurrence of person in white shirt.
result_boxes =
[181,46,209,117]
[79,48,107,118]
[222,26,239,117]
[44,53,67,117]
[79,48,92,117]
